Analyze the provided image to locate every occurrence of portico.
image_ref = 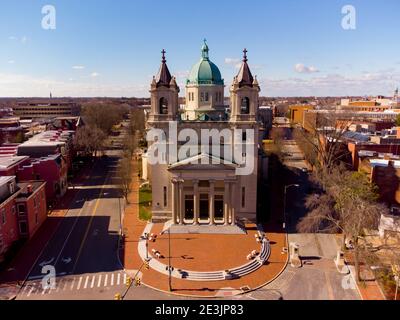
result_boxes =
[171,178,236,226]
[169,153,238,226]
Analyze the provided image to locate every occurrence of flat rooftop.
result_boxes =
[0,175,16,186]
[17,181,46,199]
[0,156,29,170]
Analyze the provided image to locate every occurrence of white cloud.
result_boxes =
[72,65,85,70]
[225,57,242,69]
[295,63,319,74]
[90,72,100,77]
[8,60,15,64]
[175,70,189,79]
[259,69,400,96]
[8,35,28,44]
[0,72,148,97]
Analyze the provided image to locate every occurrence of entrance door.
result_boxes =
[184,195,194,219]
[214,195,224,220]
[199,194,209,219]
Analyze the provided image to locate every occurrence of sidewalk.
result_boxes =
[346,253,386,300]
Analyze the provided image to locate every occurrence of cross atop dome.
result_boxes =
[161,49,166,63]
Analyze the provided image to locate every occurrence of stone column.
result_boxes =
[209,180,215,225]
[230,183,236,225]
[193,180,199,225]
[179,181,184,225]
[171,180,178,224]
[223,181,230,225]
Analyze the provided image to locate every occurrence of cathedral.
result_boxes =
[144,41,262,227]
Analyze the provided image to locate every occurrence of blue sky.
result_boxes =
[0,0,400,97]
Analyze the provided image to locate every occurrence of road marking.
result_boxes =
[117,273,121,285]
[97,275,102,288]
[70,172,111,273]
[21,284,30,295]
[83,276,89,289]
[111,273,114,286]
[324,271,335,300]
[104,274,108,287]
[70,278,76,290]
[55,280,62,293]
[123,273,127,285]
[90,276,95,288]
[63,279,69,291]
[27,285,36,297]
[77,277,83,290]
[53,205,86,268]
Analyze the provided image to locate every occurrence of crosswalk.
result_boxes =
[19,271,127,298]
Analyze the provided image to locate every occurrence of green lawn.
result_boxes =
[139,186,152,221]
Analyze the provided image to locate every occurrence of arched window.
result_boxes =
[159,97,168,114]
[240,97,250,114]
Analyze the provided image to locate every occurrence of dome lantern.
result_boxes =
[187,40,224,86]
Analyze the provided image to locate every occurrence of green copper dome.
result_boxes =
[187,40,224,85]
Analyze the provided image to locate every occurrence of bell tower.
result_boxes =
[229,49,260,123]
[148,49,180,123]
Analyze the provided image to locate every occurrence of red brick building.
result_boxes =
[17,154,67,203]
[0,176,46,263]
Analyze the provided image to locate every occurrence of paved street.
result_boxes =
[15,151,124,300]
[246,119,360,300]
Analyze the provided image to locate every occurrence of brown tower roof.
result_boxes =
[236,48,254,87]
[155,49,172,87]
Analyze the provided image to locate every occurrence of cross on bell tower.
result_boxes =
[243,48,248,62]
[161,49,166,63]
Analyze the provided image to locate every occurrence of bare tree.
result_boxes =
[298,167,387,281]
[293,112,352,172]
[117,155,133,202]
[74,125,107,157]
[82,103,128,134]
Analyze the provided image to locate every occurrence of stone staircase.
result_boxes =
[177,238,270,281]
[138,223,271,282]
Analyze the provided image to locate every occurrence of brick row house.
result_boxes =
[0,176,46,264]
[0,130,75,206]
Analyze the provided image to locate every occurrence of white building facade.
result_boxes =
[145,42,261,226]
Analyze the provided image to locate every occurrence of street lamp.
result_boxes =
[283,184,299,230]
[168,227,172,292]
[143,233,149,260]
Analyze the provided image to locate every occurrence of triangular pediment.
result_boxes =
[168,153,238,171]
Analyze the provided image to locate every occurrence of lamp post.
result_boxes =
[283,184,299,230]
[168,227,172,292]
[160,227,173,292]
[144,233,149,260]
